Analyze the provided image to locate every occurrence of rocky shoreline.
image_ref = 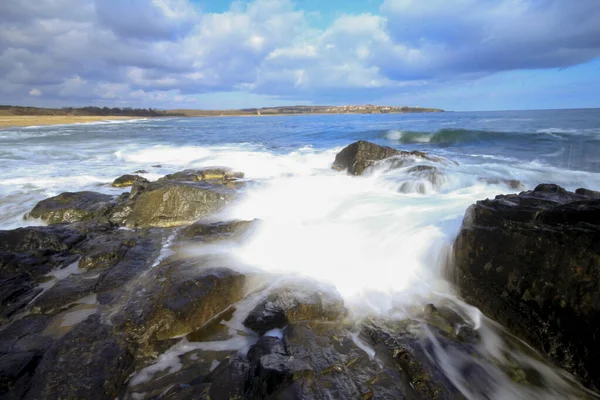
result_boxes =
[1,141,598,399]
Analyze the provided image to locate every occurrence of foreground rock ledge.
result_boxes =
[453,183,600,390]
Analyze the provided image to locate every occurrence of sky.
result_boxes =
[1,0,599,111]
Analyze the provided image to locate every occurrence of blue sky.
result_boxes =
[1,0,599,111]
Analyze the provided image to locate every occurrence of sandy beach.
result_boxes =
[0,115,139,128]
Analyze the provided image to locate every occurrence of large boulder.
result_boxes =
[111,180,237,228]
[111,174,148,188]
[25,192,115,224]
[332,140,435,175]
[453,184,600,390]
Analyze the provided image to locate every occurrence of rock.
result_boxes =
[478,177,525,190]
[23,315,134,400]
[332,140,433,175]
[0,225,85,253]
[159,168,244,182]
[243,283,347,335]
[111,174,149,188]
[152,164,162,168]
[114,261,246,344]
[111,180,237,228]
[177,219,257,243]
[576,188,600,199]
[26,192,115,224]
[453,184,600,390]
[133,170,148,174]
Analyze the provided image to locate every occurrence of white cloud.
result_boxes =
[0,0,599,107]
[29,88,42,96]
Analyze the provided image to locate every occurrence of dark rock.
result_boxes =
[114,261,246,344]
[453,184,600,390]
[244,284,347,335]
[177,219,257,243]
[31,272,99,313]
[111,180,237,228]
[0,225,85,253]
[133,170,148,174]
[576,188,600,199]
[25,191,115,224]
[111,174,149,188]
[0,352,39,397]
[23,314,134,400]
[478,177,525,190]
[159,168,244,182]
[152,164,162,168]
[332,140,434,175]
[0,275,42,321]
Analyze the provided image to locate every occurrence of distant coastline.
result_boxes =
[0,104,444,128]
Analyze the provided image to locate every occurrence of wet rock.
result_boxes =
[23,314,134,400]
[31,272,99,313]
[243,284,347,335]
[133,170,148,174]
[0,352,39,398]
[453,184,600,390]
[177,219,257,243]
[26,191,115,224]
[159,168,244,182]
[478,177,525,190]
[115,261,246,344]
[0,275,43,321]
[332,140,433,175]
[0,225,85,253]
[363,319,462,399]
[576,188,600,199]
[152,164,162,168]
[111,180,237,228]
[111,174,149,188]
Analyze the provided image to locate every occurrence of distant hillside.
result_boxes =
[1,104,443,118]
[0,105,180,118]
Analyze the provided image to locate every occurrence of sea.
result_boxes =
[1,108,600,398]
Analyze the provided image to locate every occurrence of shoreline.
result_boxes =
[0,110,446,128]
[0,115,141,128]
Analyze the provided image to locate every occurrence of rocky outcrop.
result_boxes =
[25,192,115,224]
[453,183,600,390]
[111,174,148,188]
[332,140,437,175]
[111,180,237,228]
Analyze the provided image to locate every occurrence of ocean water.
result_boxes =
[2,109,600,398]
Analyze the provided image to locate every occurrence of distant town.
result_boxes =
[0,104,444,119]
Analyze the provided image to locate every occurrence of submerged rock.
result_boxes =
[332,140,434,175]
[478,177,524,190]
[26,192,115,224]
[111,174,149,188]
[453,183,600,390]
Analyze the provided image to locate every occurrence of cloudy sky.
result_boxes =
[1,0,599,111]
